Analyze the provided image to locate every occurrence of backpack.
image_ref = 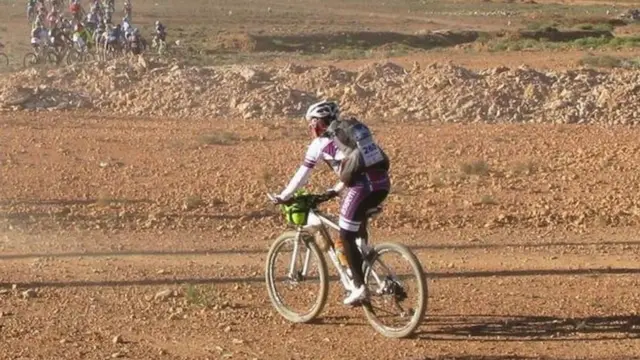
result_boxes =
[327,117,389,186]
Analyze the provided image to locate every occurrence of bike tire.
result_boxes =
[84,52,95,63]
[0,53,8,67]
[65,50,78,65]
[46,51,58,65]
[105,48,116,61]
[23,52,38,68]
[362,242,428,338]
[265,231,329,323]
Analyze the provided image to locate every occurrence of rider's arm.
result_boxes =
[278,166,312,201]
[277,139,323,200]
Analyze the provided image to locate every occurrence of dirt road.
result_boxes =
[2,0,640,357]
[1,113,639,359]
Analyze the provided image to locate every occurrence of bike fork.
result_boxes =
[288,231,313,280]
[288,232,302,279]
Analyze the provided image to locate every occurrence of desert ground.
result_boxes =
[1,0,640,359]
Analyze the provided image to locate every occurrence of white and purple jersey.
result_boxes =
[278,136,344,200]
[278,134,391,233]
[302,136,343,173]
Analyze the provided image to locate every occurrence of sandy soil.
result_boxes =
[1,0,640,358]
[1,113,639,359]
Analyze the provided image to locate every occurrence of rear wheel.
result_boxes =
[83,52,95,62]
[46,50,59,65]
[66,50,79,65]
[362,242,427,338]
[105,45,119,60]
[265,231,329,323]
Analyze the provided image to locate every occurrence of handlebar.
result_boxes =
[266,192,335,207]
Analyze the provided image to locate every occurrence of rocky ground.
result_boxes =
[2,59,640,126]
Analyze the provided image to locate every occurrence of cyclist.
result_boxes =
[85,6,100,31]
[46,8,59,28]
[104,23,122,53]
[272,101,391,306]
[69,0,84,22]
[105,0,115,13]
[27,0,37,22]
[154,20,166,41]
[50,0,61,11]
[89,0,101,15]
[93,21,106,47]
[30,23,48,52]
[36,6,46,26]
[72,23,91,51]
[48,22,70,55]
[123,0,132,22]
[121,16,132,35]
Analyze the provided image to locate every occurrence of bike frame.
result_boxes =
[289,207,386,293]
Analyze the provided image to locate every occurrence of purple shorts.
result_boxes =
[339,169,390,232]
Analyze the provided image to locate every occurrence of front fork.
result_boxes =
[287,231,312,281]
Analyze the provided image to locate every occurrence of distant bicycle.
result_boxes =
[23,45,57,67]
[66,46,94,65]
[152,36,167,56]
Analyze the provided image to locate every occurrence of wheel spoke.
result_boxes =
[266,232,328,323]
[301,246,312,277]
[362,243,427,338]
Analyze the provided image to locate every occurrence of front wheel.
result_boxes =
[265,231,329,323]
[83,52,95,63]
[23,52,38,67]
[362,242,427,338]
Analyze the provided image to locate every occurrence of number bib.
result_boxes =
[352,124,384,167]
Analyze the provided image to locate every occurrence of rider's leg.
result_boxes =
[339,187,389,305]
[357,219,368,243]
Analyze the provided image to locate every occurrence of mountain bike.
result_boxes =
[66,33,96,65]
[66,45,94,65]
[265,192,427,338]
[152,36,167,56]
[23,45,58,67]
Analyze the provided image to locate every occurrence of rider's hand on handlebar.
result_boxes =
[268,193,289,205]
[323,189,339,200]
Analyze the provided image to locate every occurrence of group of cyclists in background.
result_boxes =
[0,0,168,67]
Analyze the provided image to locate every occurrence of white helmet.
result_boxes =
[305,100,340,122]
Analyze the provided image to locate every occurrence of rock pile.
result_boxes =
[2,57,640,125]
